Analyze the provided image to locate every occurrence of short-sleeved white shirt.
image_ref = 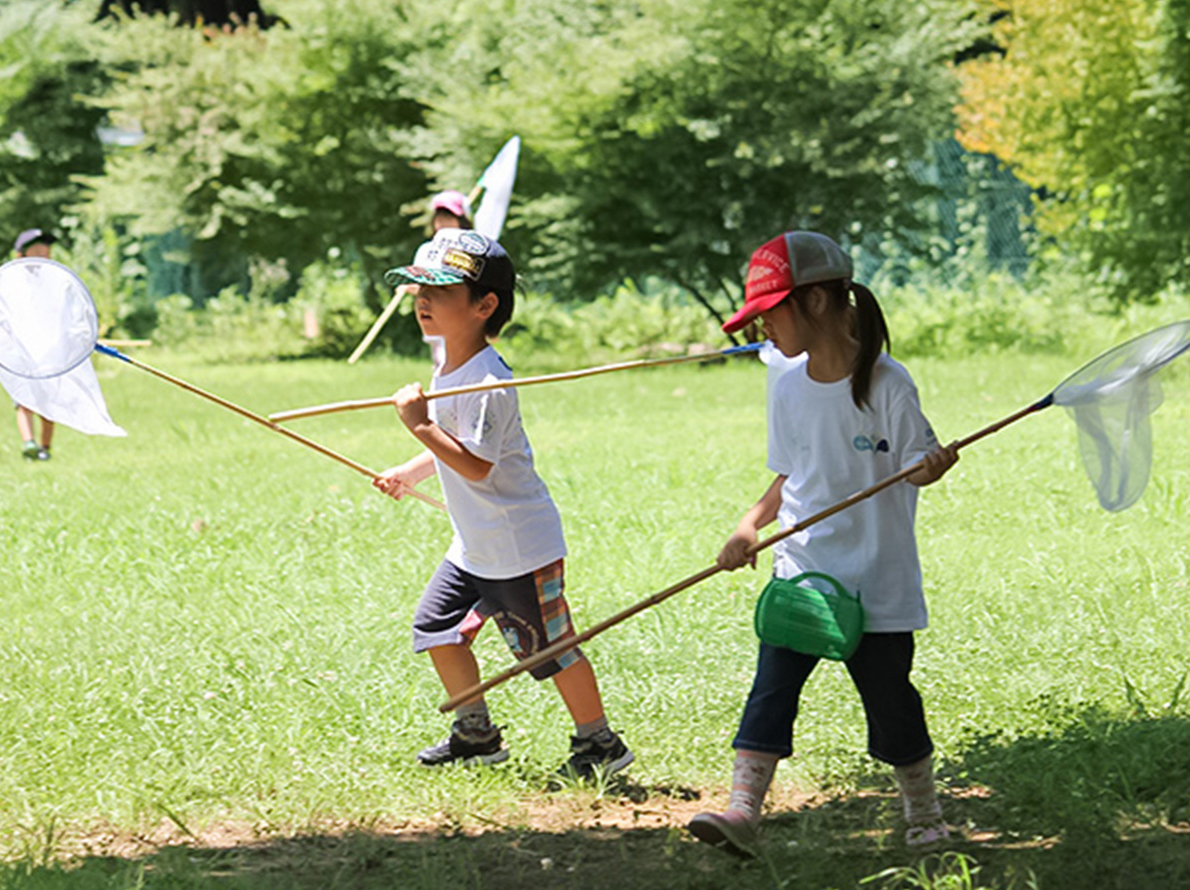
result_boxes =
[430,345,566,579]
[767,352,937,631]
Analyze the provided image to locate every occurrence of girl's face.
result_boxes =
[759,296,811,358]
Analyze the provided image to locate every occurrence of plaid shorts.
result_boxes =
[412,558,583,680]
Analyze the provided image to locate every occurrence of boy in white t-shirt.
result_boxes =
[374,228,633,778]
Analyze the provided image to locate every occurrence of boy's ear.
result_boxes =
[475,291,498,320]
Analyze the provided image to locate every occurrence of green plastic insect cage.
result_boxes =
[754,572,865,661]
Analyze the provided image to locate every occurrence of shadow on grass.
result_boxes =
[3,709,1188,890]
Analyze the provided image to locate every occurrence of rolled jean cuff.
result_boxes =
[871,741,934,768]
[730,736,792,759]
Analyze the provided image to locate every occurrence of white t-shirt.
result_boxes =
[767,352,937,632]
[430,345,567,579]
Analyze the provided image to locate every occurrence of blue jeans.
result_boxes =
[733,633,934,765]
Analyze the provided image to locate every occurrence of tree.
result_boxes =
[415,0,983,325]
[0,2,106,234]
[84,1,432,300]
[957,0,1190,297]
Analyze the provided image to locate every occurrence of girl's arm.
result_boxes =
[906,441,959,487]
[373,449,437,500]
[717,474,786,570]
[391,383,495,482]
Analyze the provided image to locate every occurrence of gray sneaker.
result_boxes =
[416,725,509,767]
[688,811,759,858]
[557,729,634,780]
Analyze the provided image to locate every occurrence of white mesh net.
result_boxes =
[0,258,98,379]
[0,257,124,437]
[1051,321,1190,511]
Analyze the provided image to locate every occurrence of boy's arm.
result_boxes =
[717,474,785,571]
[392,383,494,482]
[373,449,437,500]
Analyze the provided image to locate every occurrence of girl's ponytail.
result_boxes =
[848,282,890,409]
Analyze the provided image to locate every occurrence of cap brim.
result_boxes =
[721,289,789,334]
[384,265,467,288]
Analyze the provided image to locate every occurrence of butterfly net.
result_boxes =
[0,257,124,437]
[0,257,98,379]
[1051,321,1190,511]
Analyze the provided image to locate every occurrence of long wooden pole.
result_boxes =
[347,285,412,365]
[94,344,446,511]
[269,344,762,422]
[437,396,1052,712]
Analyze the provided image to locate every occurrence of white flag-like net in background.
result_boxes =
[473,136,520,240]
[0,258,125,437]
[0,362,126,437]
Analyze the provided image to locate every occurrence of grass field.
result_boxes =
[1,341,1188,889]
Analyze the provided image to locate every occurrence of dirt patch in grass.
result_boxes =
[26,780,828,865]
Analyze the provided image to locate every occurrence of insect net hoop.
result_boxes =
[0,258,99,380]
[1050,321,1190,511]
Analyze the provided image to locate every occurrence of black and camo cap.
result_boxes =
[384,228,514,293]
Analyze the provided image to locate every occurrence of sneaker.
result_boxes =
[905,820,950,848]
[557,729,634,781]
[35,446,50,461]
[688,811,759,859]
[21,441,39,460]
[416,725,509,767]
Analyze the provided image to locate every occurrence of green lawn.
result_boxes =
[1,345,1188,889]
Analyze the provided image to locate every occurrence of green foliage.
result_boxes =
[420,0,985,320]
[864,853,1038,890]
[0,1,106,232]
[85,1,430,298]
[958,0,1190,299]
[292,256,388,357]
[499,280,725,371]
[52,223,151,335]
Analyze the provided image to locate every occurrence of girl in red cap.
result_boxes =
[689,231,958,856]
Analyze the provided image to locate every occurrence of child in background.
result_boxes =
[689,231,958,856]
[11,229,57,461]
[428,190,472,233]
[373,228,633,778]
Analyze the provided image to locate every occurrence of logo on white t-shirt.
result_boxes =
[853,434,890,453]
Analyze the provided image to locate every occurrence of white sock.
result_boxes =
[894,755,943,824]
[725,750,778,823]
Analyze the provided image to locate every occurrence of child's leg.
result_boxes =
[893,754,945,841]
[551,655,604,729]
[16,406,35,452]
[690,643,817,858]
[412,563,506,766]
[845,633,948,845]
[39,416,53,450]
[475,561,632,776]
[428,642,482,698]
[428,643,496,733]
[726,749,779,821]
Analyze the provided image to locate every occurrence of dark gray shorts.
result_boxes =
[412,558,583,680]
